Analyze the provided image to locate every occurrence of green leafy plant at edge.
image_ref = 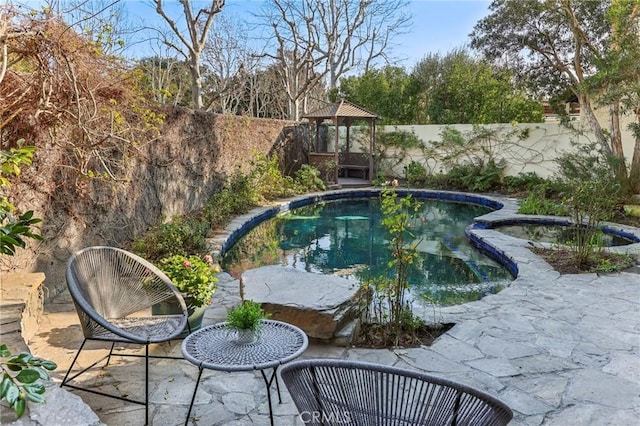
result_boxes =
[1,344,57,419]
[1,140,43,255]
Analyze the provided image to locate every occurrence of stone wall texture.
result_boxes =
[1,108,303,299]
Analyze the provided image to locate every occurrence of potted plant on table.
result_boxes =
[156,254,218,334]
[225,300,269,344]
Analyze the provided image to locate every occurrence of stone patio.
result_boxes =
[3,189,640,425]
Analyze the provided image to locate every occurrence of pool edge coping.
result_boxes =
[208,188,640,283]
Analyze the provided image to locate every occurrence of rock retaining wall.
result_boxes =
[2,109,304,299]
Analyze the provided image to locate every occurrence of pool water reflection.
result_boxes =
[221,198,514,306]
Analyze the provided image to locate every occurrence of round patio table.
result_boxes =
[181,319,308,426]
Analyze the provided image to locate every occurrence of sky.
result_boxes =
[119,0,492,68]
[20,0,492,69]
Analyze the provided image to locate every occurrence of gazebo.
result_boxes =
[301,100,380,184]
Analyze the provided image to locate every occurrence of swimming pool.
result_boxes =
[221,194,514,306]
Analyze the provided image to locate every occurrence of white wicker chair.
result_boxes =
[281,358,513,425]
[61,246,189,425]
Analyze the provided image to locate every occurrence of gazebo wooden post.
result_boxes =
[369,117,375,183]
[345,119,351,153]
[333,116,339,183]
[314,118,321,151]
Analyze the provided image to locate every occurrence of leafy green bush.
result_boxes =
[294,164,326,192]
[518,187,568,215]
[1,141,42,255]
[405,161,428,187]
[556,142,624,266]
[157,255,218,307]
[562,176,623,266]
[249,152,297,201]
[1,344,57,419]
[131,216,209,262]
[503,172,547,192]
[377,129,423,149]
[446,158,505,192]
[202,170,256,230]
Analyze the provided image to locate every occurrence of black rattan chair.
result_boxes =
[61,246,189,425]
[281,359,513,426]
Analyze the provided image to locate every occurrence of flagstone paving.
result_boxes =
[9,226,640,425]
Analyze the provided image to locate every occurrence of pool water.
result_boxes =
[221,198,514,306]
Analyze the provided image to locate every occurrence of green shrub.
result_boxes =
[1,141,42,256]
[294,164,326,192]
[405,161,428,187]
[555,142,624,266]
[202,170,256,230]
[377,130,423,149]
[132,216,209,262]
[249,152,297,201]
[446,158,505,192]
[157,255,218,307]
[562,176,623,266]
[518,187,568,216]
[503,172,547,192]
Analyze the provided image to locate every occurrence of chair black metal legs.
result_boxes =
[61,339,183,425]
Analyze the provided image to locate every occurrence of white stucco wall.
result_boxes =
[376,118,636,179]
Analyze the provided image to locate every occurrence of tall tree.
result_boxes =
[586,0,640,191]
[261,0,411,120]
[202,13,259,114]
[471,0,640,192]
[339,66,411,124]
[408,49,543,124]
[50,0,129,56]
[153,0,225,110]
[136,55,191,106]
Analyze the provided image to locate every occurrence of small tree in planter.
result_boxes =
[358,181,430,347]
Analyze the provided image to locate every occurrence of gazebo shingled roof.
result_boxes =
[301,100,380,121]
[302,100,379,183]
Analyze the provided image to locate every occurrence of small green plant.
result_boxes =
[446,158,506,192]
[1,344,57,419]
[226,300,268,332]
[590,253,635,273]
[503,172,547,193]
[157,255,218,307]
